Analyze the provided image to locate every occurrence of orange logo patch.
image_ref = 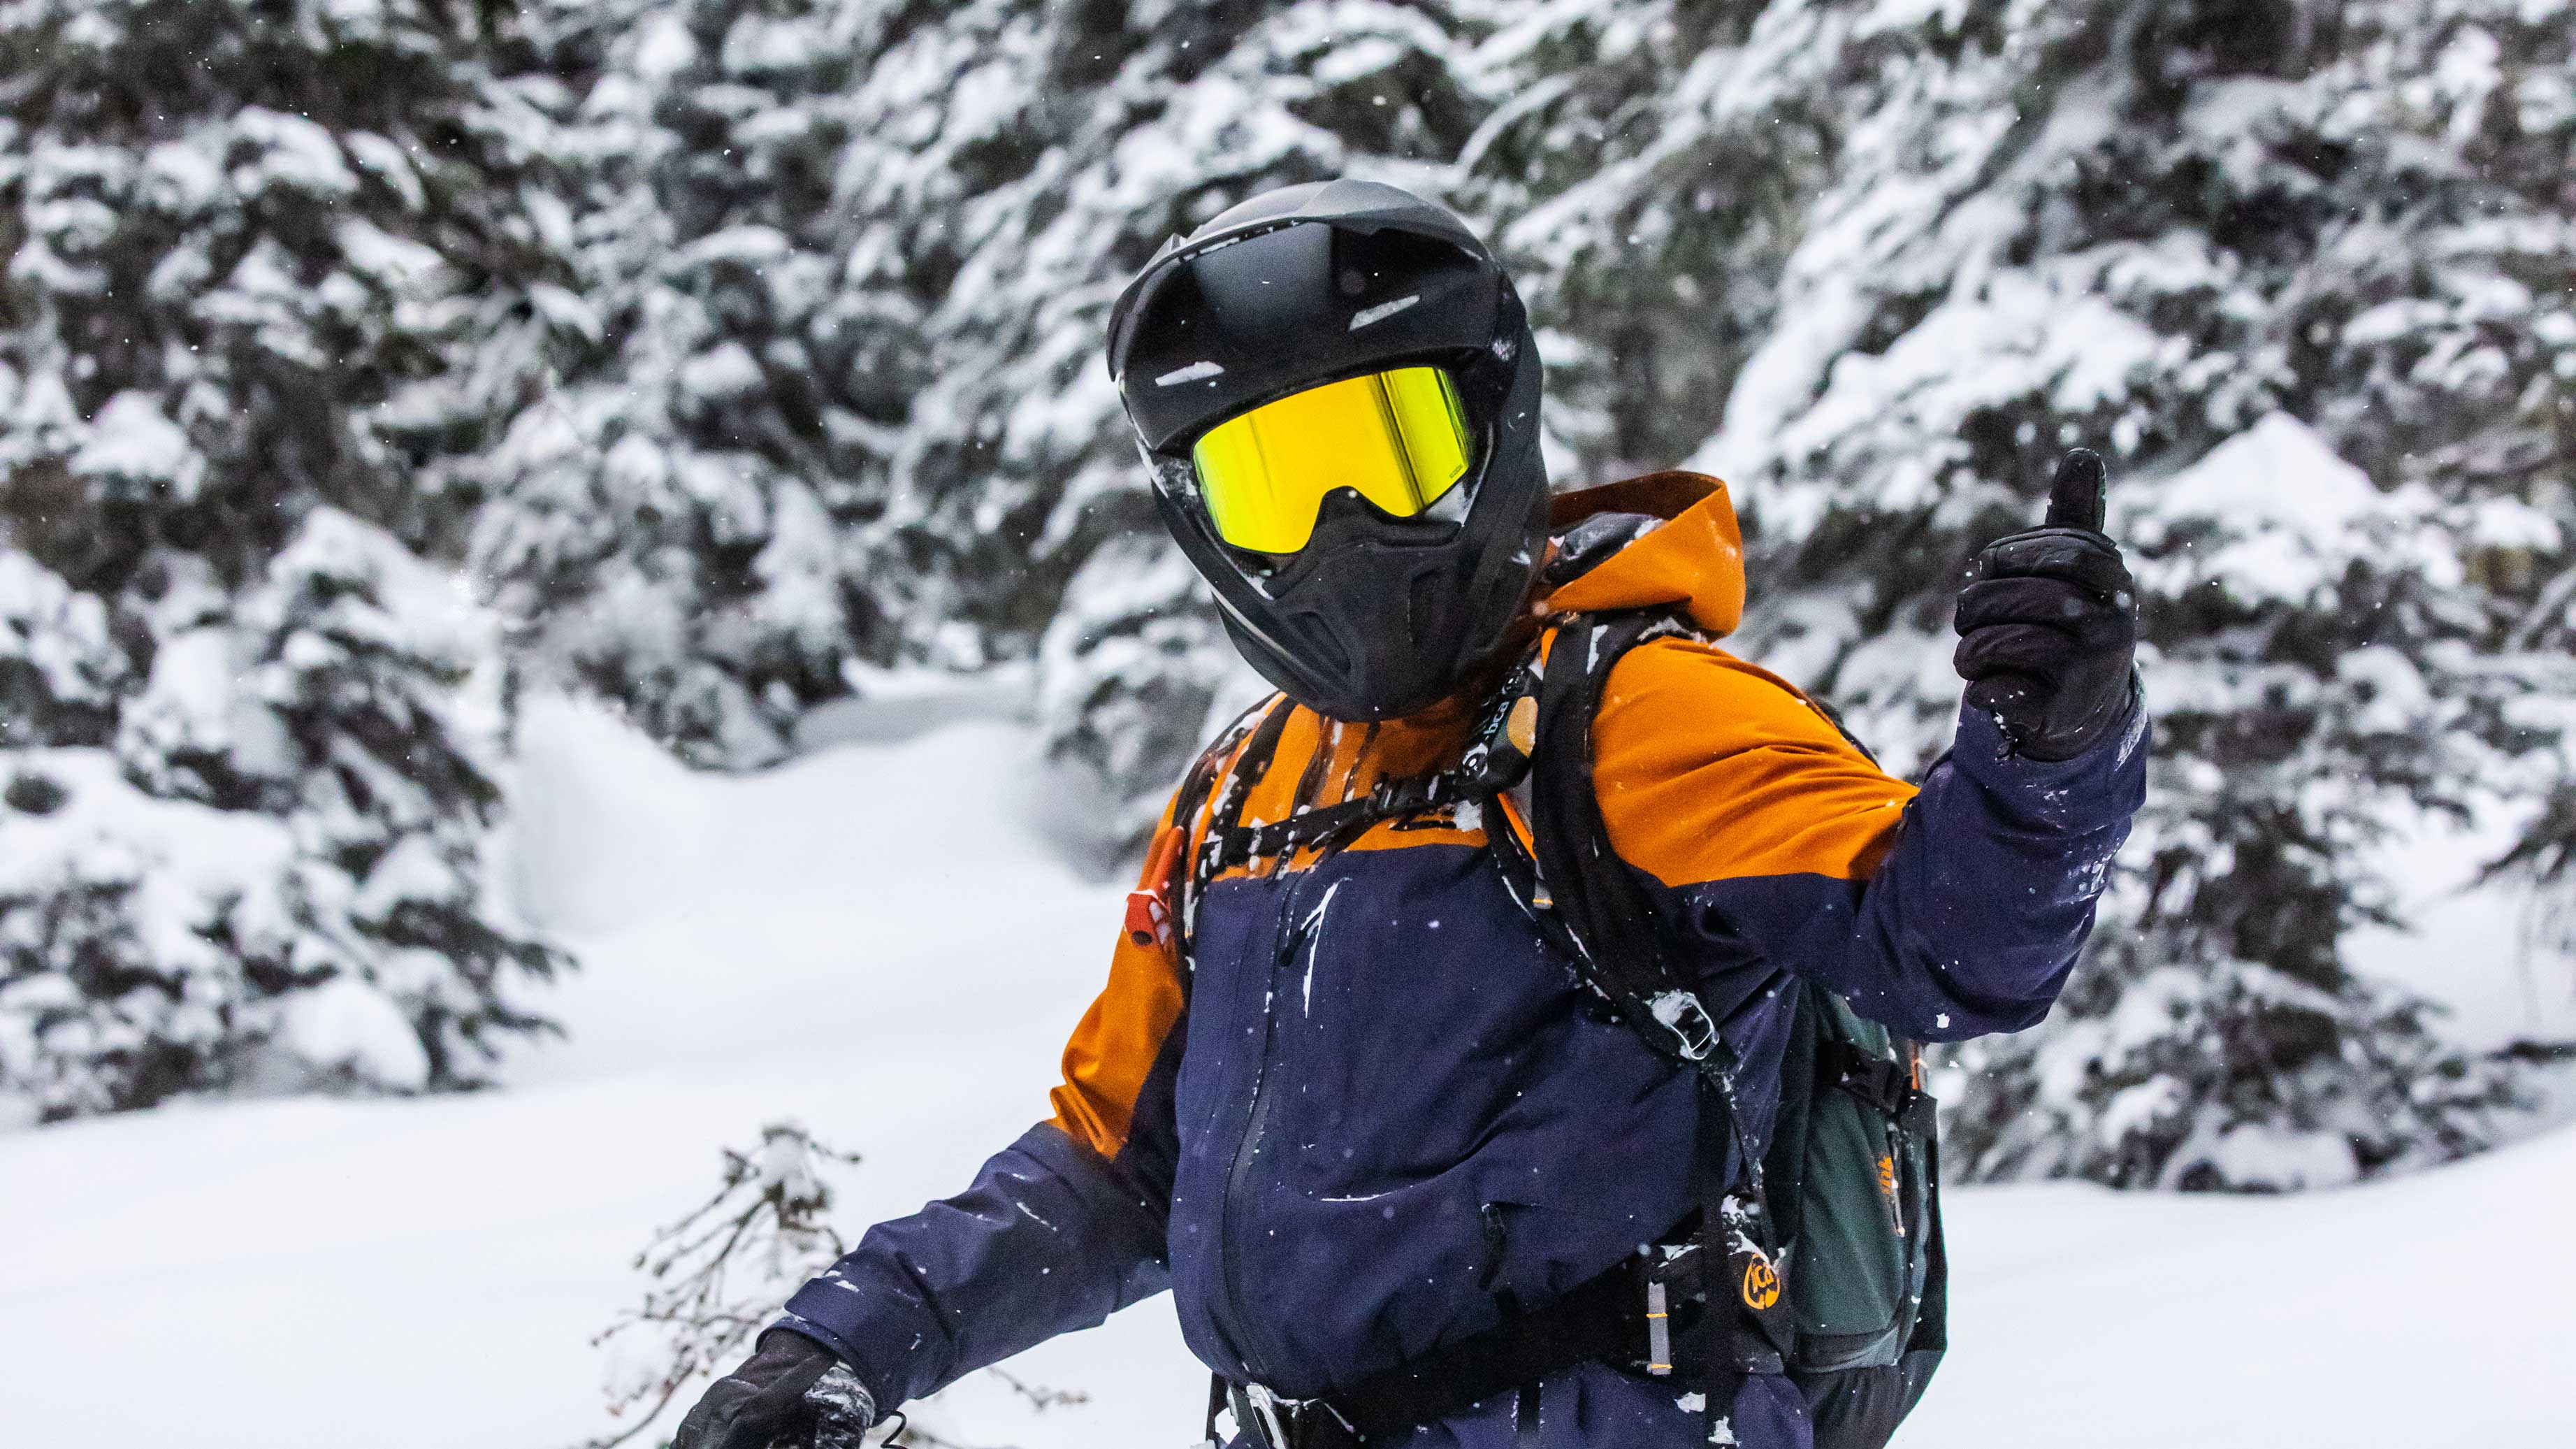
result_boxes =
[1877,1155,1898,1201]
[1505,695,1538,756]
[1741,1253,1781,1311]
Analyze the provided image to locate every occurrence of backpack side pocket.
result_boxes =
[1786,990,1936,1376]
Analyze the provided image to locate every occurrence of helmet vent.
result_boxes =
[1155,360,1226,387]
[1296,615,1352,677]
[1348,294,1421,331]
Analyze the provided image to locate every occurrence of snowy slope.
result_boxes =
[3,701,2570,1446]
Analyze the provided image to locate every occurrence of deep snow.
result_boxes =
[2,699,2570,1446]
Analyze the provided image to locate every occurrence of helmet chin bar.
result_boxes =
[1252,485,1466,579]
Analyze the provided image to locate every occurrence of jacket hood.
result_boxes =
[1540,471,1746,637]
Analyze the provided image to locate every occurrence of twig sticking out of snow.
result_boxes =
[581,1123,860,1449]
[579,1124,1094,1449]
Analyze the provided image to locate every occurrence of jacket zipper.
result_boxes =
[1217,846,1337,1383]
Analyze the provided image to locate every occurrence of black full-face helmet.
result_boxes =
[1107,180,1549,723]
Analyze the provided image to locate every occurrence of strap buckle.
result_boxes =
[1827,1043,1939,1134]
[1239,1382,1292,1449]
[1649,989,1722,1062]
[1227,1382,1360,1449]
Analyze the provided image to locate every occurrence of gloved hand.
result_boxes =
[1953,449,2139,762]
[674,1331,875,1449]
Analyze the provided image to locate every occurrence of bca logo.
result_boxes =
[1740,1251,1781,1311]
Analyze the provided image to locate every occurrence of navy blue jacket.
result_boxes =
[776,477,2147,1448]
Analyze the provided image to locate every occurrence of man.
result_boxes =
[675,180,2146,1449]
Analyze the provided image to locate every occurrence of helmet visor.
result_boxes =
[1189,366,1472,554]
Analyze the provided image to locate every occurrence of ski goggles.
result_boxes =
[1189,366,1472,554]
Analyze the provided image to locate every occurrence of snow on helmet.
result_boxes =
[1108,179,1549,722]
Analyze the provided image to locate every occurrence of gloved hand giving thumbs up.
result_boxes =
[1953,449,2140,761]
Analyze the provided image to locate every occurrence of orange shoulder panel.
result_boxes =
[1591,636,1914,891]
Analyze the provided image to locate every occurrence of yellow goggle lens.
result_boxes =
[1189,366,1472,554]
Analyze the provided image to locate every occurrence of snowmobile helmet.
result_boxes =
[1107,179,1549,722]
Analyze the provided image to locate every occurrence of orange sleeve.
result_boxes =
[1046,784,1192,1160]
[1591,636,1916,890]
[1047,930,1185,1160]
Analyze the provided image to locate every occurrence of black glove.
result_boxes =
[1953,449,2139,762]
[674,1331,871,1449]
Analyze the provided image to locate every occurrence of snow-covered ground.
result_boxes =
[4,699,2571,1446]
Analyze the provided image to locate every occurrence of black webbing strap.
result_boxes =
[1205,771,1469,874]
[1524,613,1678,1007]
[1187,698,1298,931]
[1211,1249,1661,1448]
[1195,677,1542,885]
[1523,612,1755,1086]
[1326,1255,1644,1439]
[1521,611,1796,1408]
[1176,702,1273,837]
[1170,698,1292,956]
[1910,1130,1950,1355]
[1206,1374,1232,1446]
[1822,1041,1938,1135]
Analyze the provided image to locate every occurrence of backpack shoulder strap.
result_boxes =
[1518,610,1730,1062]
[1511,612,1957,1397]
[1124,695,1292,957]
[1506,608,1799,1382]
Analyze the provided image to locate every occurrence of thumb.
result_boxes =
[2043,448,2108,533]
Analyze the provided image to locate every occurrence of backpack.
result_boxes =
[1143,607,1947,1449]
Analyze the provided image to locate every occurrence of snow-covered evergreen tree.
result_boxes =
[0,0,588,1120]
[475,0,1484,834]
[473,0,878,770]
[1483,0,2575,1188]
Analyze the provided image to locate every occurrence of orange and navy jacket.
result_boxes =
[778,475,2148,1448]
